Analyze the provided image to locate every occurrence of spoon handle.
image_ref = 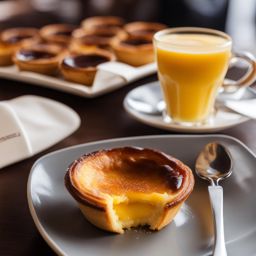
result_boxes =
[208,186,227,256]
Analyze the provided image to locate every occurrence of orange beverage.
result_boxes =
[154,28,232,124]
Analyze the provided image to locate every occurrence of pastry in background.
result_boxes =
[65,147,194,234]
[13,43,66,75]
[111,35,154,66]
[0,28,39,66]
[60,49,115,86]
[81,16,124,31]
[40,24,77,45]
[124,21,167,39]
[70,27,126,52]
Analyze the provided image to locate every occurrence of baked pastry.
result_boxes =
[111,36,154,66]
[0,28,39,66]
[40,24,76,45]
[60,49,114,85]
[70,27,126,52]
[13,43,65,75]
[81,16,124,31]
[0,41,14,66]
[124,22,167,39]
[65,147,194,234]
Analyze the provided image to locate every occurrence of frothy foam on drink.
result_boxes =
[157,34,231,53]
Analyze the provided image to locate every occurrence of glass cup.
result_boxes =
[153,27,256,126]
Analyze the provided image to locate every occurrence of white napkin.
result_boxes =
[92,61,157,93]
[224,99,256,119]
[0,95,80,168]
[98,61,156,83]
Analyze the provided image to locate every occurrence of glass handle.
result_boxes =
[223,51,256,93]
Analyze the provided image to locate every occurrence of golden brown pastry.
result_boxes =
[81,16,124,31]
[124,22,167,39]
[13,43,65,75]
[65,147,194,234]
[60,49,114,86]
[0,28,39,66]
[111,35,154,66]
[70,27,126,52]
[40,24,76,45]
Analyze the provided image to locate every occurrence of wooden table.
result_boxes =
[0,73,255,256]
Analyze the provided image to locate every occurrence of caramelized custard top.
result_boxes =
[4,34,33,44]
[96,157,184,194]
[53,30,73,36]
[78,33,115,45]
[17,49,56,61]
[71,147,186,195]
[121,38,152,46]
[94,24,123,29]
[63,54,109,68]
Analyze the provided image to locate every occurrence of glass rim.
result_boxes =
[154,27,232,48]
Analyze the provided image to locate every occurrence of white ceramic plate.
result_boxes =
[0,62,156,98]
[28,135,256,256]
[123,82,256,133]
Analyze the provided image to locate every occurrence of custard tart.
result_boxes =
[13,43,65,75]
[70,27,126,52]
[111,36,154,66]
[65,147,194,234]
[40,24,76,45]
[0,28,39,66]
[60,49,114,86]
[81,16,124,31]
[124,22,167,39]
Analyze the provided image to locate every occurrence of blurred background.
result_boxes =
[0,0,255,54]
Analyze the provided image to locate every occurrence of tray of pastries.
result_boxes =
[0,17,166,97]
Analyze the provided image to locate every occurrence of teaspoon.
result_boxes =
[195,142,233,256]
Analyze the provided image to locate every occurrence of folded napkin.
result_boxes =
[224,99,256,119]
[92,62,157,93]
[98,61,156,82]
[0,95,80,168]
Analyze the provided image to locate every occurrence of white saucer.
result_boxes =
[123,81,256,133]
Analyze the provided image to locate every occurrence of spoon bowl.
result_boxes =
[195,142,232,185]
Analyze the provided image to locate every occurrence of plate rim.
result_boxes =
[123,82,250,133]
[27,134,256,256]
